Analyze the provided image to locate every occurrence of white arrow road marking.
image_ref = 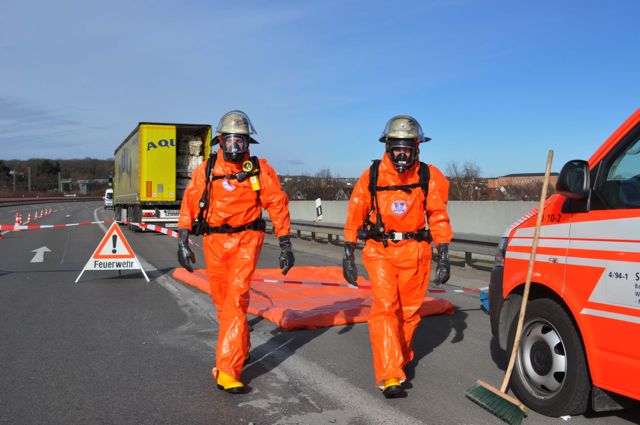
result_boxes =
[31,246,51,263]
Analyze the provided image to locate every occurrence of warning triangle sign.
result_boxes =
[75,222,149,283]
[93,222,135,259]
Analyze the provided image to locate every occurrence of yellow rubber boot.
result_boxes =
[382,378,404,399]
[215,370,246,394]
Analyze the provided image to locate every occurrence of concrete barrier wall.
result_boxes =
[447,201,537,236]
[270,200,538,237]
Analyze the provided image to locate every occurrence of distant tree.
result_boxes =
[503,181,556,201]
[37,159,60,176]
[29,159,61,192]
[446,161,482,201]
[0,158,114,195]
[315,168,333,180]
[0,161,10,192]
[281,167,348,200]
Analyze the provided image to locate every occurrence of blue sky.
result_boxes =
[1,0,639,178]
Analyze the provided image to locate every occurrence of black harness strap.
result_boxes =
[192,154,262,235]
[200,217,266,234]
[210,156,261,182]
[360,160,431,245]
[370,160,430,207]
[194,153,217,229]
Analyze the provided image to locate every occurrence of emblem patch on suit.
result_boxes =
[391,200,407,215]
[222,179,236,191]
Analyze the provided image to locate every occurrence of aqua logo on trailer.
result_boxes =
[147,139,175,150]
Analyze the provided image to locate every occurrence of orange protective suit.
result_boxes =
[344,153,452,386]
[178,150,290,380]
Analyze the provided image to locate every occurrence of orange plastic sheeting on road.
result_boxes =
[172,266,454,330]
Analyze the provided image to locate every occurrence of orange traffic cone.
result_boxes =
[14,213,21,233]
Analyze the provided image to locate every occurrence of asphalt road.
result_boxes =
[0,202,638,425]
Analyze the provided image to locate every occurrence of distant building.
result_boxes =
[76,179,110,195]
[487,173,559,189]
[334,188,352,200]
[287,188,306,200]
[279,174,357,201]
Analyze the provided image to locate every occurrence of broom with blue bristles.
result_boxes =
[466,150,554,425]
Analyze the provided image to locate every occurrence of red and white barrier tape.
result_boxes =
[255,278,368,289]
[428,286,488,294]
[134,223,179,238]
[0,219,202,246]
[1,220,173,233]
[255,278,488,294]
[131,223,202,247]
[2,217,488,294]
[0,220,117,231]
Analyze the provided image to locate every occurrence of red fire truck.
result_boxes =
[490,109,640,416]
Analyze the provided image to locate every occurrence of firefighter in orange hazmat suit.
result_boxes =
[177,110,294,394]
[343,115,452,398]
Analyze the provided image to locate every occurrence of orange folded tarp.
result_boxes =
[173,266,454,330]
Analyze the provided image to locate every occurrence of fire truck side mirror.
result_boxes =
[557,160,590,200]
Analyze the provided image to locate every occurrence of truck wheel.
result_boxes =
[508,298,590,416]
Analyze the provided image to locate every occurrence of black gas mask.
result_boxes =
[386,138,418,173]
[220,133,249,163]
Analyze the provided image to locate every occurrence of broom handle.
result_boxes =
[500,150,553,393]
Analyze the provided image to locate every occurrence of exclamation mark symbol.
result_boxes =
[112,234,118,254]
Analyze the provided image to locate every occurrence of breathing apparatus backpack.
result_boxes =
[191,153,264,236]
[358,160,431,246]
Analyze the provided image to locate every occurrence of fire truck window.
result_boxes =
[600,136,640,209]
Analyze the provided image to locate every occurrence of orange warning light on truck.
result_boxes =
[490,109,640,417]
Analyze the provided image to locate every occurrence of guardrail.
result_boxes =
[265,218,500,266]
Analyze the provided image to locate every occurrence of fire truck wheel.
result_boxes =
[507,298,590,416]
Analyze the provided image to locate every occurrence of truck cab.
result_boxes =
[490,109,640,416]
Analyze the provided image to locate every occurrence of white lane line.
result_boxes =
[243,337,297,369]
[59,228,71,264]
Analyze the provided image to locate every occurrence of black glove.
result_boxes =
[435,243,450,285]
[342,242,358,286]
[278,236,295,275]
[178,228,196,273]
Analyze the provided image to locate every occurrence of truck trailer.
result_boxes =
[113,122,212,228]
